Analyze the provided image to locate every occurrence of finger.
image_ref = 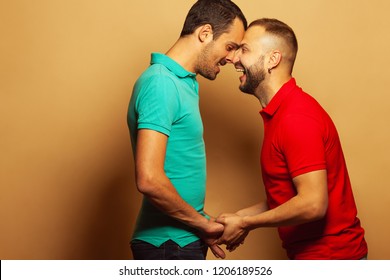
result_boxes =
[226,239,242,251]
[210,244,226,259]
[214,222,224,233]
[227,235,247,251]
[216,237,224,245]
[227,243,240,252]
[215,216,225,224]
[204,221,224,237]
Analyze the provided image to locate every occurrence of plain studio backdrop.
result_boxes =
[1,0,389,259]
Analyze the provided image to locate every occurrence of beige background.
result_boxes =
[1,0,389,260]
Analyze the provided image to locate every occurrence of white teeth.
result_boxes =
[236,69,245,72]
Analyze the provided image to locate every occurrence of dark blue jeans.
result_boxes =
[131,239,208,260]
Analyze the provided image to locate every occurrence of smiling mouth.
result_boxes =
[236,67,246,77]
[235,66,246,83]
[235,62,246,74]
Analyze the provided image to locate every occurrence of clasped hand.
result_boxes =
[216,213,249,252]
[202,213,249,258]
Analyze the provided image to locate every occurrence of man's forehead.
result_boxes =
[221,18,245,42]
[245,26,266,40]
[241,26,271,47]
[217,32,242,47]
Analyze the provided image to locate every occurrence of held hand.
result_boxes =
[199,219,226,259]
[216,213,249,252]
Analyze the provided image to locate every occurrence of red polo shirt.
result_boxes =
[260,78,367,259]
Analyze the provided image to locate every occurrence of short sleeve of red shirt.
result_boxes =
[277,113,327,178]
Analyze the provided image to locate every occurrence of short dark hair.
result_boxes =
[249,18,298,70]
[180,0,247,40]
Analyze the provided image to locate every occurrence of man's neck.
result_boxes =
[255,74,292,108]
[165,37,199,74]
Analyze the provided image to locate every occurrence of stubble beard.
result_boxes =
[239,56,266,94]
[195,41,218,81]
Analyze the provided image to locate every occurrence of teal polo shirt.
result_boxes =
[127,53,207,247]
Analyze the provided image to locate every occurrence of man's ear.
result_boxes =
[197,24,213,43]
[267,50,282,70]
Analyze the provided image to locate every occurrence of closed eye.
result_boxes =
[241,47,248,54]
[226,42,240,52]
[226,45,235,52]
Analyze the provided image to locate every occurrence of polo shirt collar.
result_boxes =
[151,52,196,79]
[260,78,296,117]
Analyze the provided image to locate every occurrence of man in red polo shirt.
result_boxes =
[216,18,368,259]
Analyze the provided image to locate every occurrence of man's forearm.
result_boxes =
[242,194,325,231]
[236,202,269,217]
[137,174,210,231]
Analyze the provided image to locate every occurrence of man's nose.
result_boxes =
[225,53,234,64]
[230,49,241,64]
[231,53,240,65]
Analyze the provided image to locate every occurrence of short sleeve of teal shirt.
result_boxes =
[136,74,179,136]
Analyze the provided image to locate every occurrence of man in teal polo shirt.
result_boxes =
[127,0,246,260]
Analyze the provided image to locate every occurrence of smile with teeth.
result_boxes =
[236,67,246,77]
[236,67,246,83]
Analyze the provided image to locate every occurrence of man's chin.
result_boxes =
[239,84,254,95]
[200,73,217,81]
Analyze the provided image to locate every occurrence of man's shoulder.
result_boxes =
[140,63,175,79]
[135,64,178,91]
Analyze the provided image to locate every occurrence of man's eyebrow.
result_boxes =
[227,41,240,49]
[239,43,249,49]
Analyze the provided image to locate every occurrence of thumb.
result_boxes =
[204,220,224,236]
[212,221,224,234]
[215,216,225,225]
